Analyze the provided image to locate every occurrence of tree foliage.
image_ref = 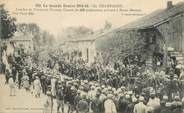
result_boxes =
[96,30,146,63]
[17,23,40,44]
[17,23,55,48]
[0,4,16,40]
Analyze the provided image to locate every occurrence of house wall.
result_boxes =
[95,30,147,66]
[157,13,184,52]
[65,40,96,64]
[157,13,184,65]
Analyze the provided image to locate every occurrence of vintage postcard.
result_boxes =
[0,0,184,113]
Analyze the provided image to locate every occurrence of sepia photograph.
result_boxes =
[0,0,184,113]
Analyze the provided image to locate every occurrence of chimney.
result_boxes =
[167,1,173,9]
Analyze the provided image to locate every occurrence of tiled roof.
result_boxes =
[65,29,112,42]
[115,2,184,32]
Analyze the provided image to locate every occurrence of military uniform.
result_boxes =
[44,91,53,113]
[91,94,103,113]
[78,97,89,113]
[56,84,64,113]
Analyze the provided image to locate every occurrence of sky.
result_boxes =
[1,0,183,37]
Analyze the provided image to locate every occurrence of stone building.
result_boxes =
[63,31,109,64]
[65,38,96,64]
[96,1,184,70]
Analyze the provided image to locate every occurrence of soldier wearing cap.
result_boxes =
[51,75,57,97]
[56,81,64,113]
[67,86,77,113]
[74,90,82,113]
[99,89,107,102]
[126,97,137,113]
[44,91,53,113]
[147,92,160,111]
[78,94,89,113]
[79,86,87,98]
[154,95,168,113]
[73,82,79,89]
[165,102,172,113]
[64,80,71,102]
[88,85,96,112]
[133,96,146,113]
[26,65,33,85]
[113,91,119,112]
[101,85,105,89]
[104,93,117,113]
[22,73,30,91]
[83,80,90,92]
[12,66,17,82]
[118,94,129,113]
[88,86,96,100]
[40,74,47,94]
[171,96,183,113]
[182,97,184,106]
[91,92,103,113]
[45,75,51,93]
[17,68,23,89]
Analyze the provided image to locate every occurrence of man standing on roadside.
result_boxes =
[9,74,16,96]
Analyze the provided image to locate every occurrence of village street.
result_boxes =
[1,1,184,113]
[0,74,68,113]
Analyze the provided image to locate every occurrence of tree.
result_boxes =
[0,4,16,40]
[17,23,55,48]
[17,23,41,48]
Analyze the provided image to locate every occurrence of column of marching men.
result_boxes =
[1,47,184,113]
[2,54,184,113]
